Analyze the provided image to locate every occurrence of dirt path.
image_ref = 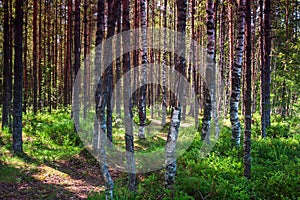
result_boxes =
[0,150,121,199]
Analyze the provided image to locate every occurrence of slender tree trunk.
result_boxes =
[259,0,266,138]
[83,0,90,119]
[138,0,148,139]
[73,0,81,131]
[230,0,245,146]
[123,0,137,191]
[94,0,114,198]
[202,0,216,142]
[13,0,24,154]
[161,0,168,126]
[115,13,122,118]
[32,0,38,114]
[227,0,234,118]
[23,0,28,114]
[2,0,11,128]
[264,0,271,128]
[243,0,252,179]
[165,0,187,190]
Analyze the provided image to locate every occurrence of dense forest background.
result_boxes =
[0,0,299,199]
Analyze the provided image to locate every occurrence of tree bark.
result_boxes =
[165,0,187,190]
[138,0,148,139]
[230,0,245,146]
[13,0,24,154]
[2,0,11,128]
[123,0,137,191]
[243,0,252,179]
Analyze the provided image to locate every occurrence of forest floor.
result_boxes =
[0,147,122,199]
[1,111,299,199]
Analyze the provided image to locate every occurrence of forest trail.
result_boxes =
[0,149,122,199]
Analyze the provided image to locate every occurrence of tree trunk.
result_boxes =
[259,0,266,138]
[73,0,81,132]
[33,0,38,114]
[138,0,148,139]
[230,0,245,146]
[165,0,187,190]
[123,0,137,191]
[263,0,271,128]
[161,0,168,127]
[2,0,11,128]
[13,0,24,154]
[243,0,252,179]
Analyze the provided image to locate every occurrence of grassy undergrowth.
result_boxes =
[0,110,299,199]
[89,113,300,200]
[0,109,82,185]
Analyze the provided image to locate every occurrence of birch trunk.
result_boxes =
[123,0,137,191]
[230,0,245,146]
[138,0,148,139]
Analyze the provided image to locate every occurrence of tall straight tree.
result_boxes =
[230,0,245,146]
[94,0,114,198]
[123,0,137,191]
[13,0,24,153]
[202,0,215,142]
[33,0,38,114]
[165,0,187,190]
[73,0,81,131]
[138,0,148,139]
[243,0,252,179]
[2,0,11,128]
[161,0,168,126]
[263,0,271,128]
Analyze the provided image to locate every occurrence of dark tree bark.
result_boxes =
[259,0,266,138]
[123,0,137,191]
[263,0,271,128]
[2,0,11,128]
[83,0,90,119]
[73,0,81,131]
[33,0,38,114]
[243,0,252,179]
[23,0,28,114]
[13,0,24,154]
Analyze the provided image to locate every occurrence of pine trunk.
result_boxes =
[243,0,252,179]
[13,0,24,154]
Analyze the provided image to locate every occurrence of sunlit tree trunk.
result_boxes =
[230,0,245,146]
[165,0,187,190]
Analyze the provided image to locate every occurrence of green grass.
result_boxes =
[90,114,300,200]
[1,109,299,199]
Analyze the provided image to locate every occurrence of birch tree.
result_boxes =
[138,0,148,139]
[230,0,245,146]
[165,0,187,190]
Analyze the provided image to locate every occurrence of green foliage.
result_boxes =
[89,117,300,200]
